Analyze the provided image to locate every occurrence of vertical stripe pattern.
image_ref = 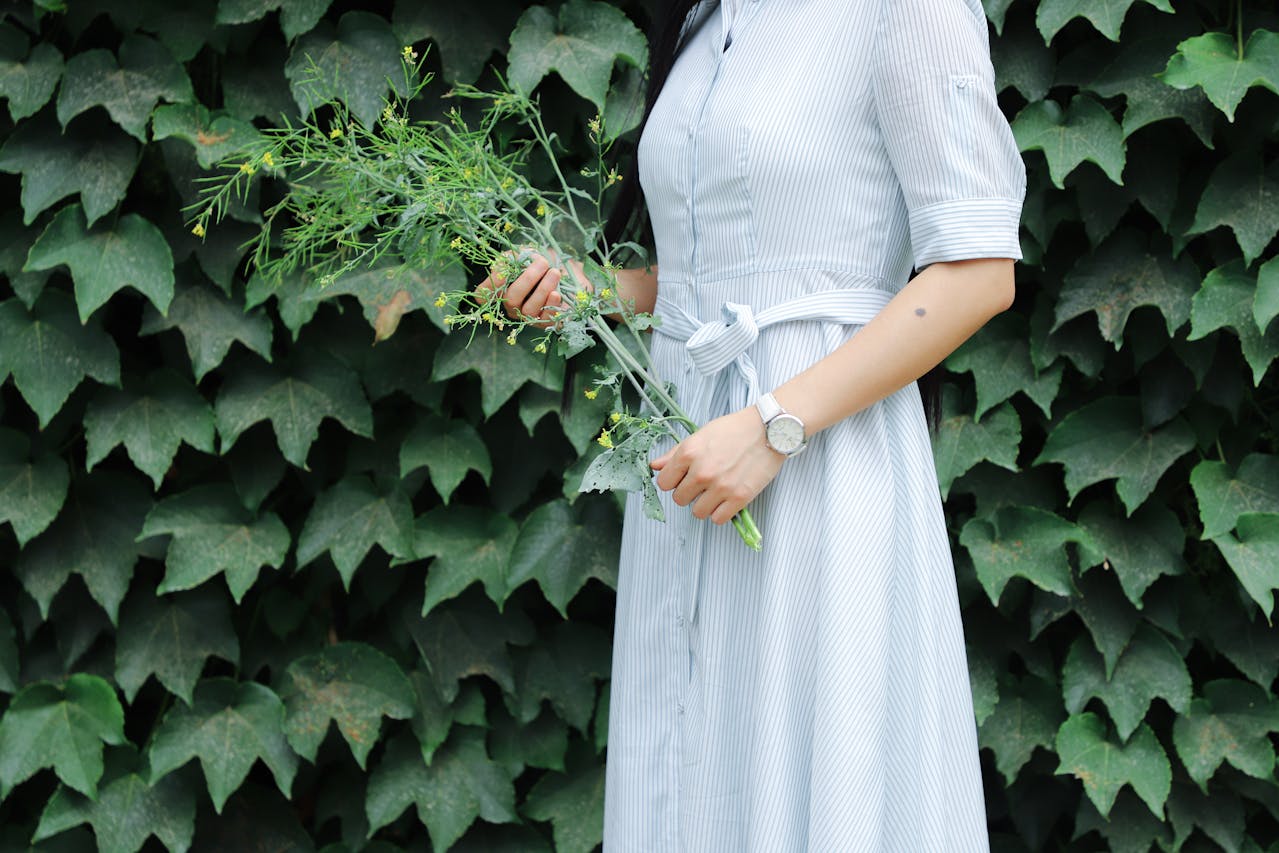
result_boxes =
[604,0,1026,850]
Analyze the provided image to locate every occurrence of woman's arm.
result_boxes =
[650,258,1016,524]
[481,254,660,323]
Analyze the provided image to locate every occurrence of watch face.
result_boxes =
[767,415,805,453]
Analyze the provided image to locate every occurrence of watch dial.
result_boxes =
[768,417,804,452]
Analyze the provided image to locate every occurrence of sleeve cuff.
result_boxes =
[908,197,1024,269]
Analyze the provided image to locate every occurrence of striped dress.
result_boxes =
[602,0,1026,850]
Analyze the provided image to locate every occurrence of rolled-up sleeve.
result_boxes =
[871,0,1027,270]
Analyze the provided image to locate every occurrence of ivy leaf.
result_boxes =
[1172,679,1279,790]
[318,259,463,341]
[84,369,215,489]
[285,12,406,129]
[945,312,1063,418]
[410,671,486,766]
[1061,624,1192,740]
[1209,513,1279,620]
[365,727,517,851]
[959,506,1091,605]
[139,277,274,381]
[16,471,150,624]
[991,20,1055,102]
[1052,230,1198,348]
[432,330,565,418]
[1255,255,1279,334]
[522,761,605,853]
[1074,788,1174,853]
[1187,156,1279,267]
[404,596,534,701]
[0,34,63,121]
[1055,713,1171,819]
[140,484,291,605]
[25,203,175,324]
[519,347,616,454]
[489,705,569,777]
[278,642,415,769]
[391,0,521,85]
[1034,396,1195,514]
[509,622,610,732]
[0,426,68,547]
[400,416,492,503]
[508,498,621,617]
[977,673,1065,785]
[411,505,517,617]
[1035,0,1170,43]
[0,292,119,427]
[1068,566,1140,680]
[1160,29,1279,122]
[0,675,126,800]
[214,348,373,468]
[216,0,333,40]
[0,606,18,694]
[1076,499,1186,607]
[1190,454,1279,540]
[1011,95,1125,188]
[56,35,192,140]
[151,103,261,169]
[146,677,298,814]
[0,209,50,307]
[932,395,1021,500]
[114,583,240,705]
[1190,262,1279,385]
[296,474,416,589]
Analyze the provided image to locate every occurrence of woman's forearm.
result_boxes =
[613,264,659,315]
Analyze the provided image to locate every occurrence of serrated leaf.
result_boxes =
[1055,713,1170,819]
[0,36,62,121]
[0,609,18,693]
[1035,0,1171,43]
[365,728,517,851]
[115,583,240,705]
[214,348,373,468]
[507,498,620,617]
[932,395,1021,499]
[410,671,485,767]
[141,484,290,604]
[1190,455,1279,540]
[1189,261,1279,384]
[946,312,1062,418]
[216,0,333,41]
[25,204,175,324]
[959,506,1090,605]
[16,471,150,624]
[1172,678,1279,790]
[1074,787,1174,853]
[285,11,406,129]
[404,596,534,701]
[1034,396,1195,514]
[507,0,648,109]
[146,677,298,813]
[489,704,568,777]
[279,642,415,769]
[0,426,68,547]
[1011,95,1125,188]
[139,277,274,381]
[151,103,261,169]
[391,0,521,85]
[296,474,415,588]
[1256,255,1279,334]
[522,761,605,853]
[977,673,1065,785]
[84,369,215,489]
[992,20,1055,102]
[0,292,120,426]
[56,35,192,140]
[318,259,463,341]
[510,622,609,732]
[411,505,517,617]
[1187,155,1279,267]
[1210,513,1279,620]
[1161,30,1279,122]
[0,674,126,800]
[1076,499,1186,607]
[0,209,49,307]
[1166,779,1246,853]
[244,267,321,339]
[432,329,565,418]
[400,416,492,503]
[1069,566,1140,680]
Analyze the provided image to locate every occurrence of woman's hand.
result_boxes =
[651,406,784,525]
[475,250,575,328]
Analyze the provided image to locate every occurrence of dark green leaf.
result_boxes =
[1069,565,1140,680]
[0,426,68,547]
[1035,0,1171,43]
[0,37,62,121]
[410,672,485,766]
[56,35,192,140]
[522,761,605,853]
[1190,454,1279,540]
[507,498,620,617]
[1167,779,1246,853]
[432,329,565,418]
[412,505,517,617]
[319,259,462,340]
[509,622,609,732]
[1172,679,1279,790]
[400,415,492,503]
[151,103,261,169]
[1188,261,1279,384]
[216,0,333,41]
[1161,29,1279,122]
[0,609,18,693]
[391,0,521,85]
[405,596,534,701]
[959,506,1091,605]
[285,12,406,129]
[992,20,1055,102]
[1076,499,1186,607]
[489,706,569,776]
[1011,95,1126,188]
[1055,712,1170,818]
[978,673,1065,785]
[946,312,1062,417]
[1256,255,1279,334]
[139,277,274,381]
[296,474,415,589]
[932,395,1021,499]
[1210,513,1279,620]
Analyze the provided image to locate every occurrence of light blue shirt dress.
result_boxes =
[603,0,1026,849]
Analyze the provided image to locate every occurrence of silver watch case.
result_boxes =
[756,393,807,457]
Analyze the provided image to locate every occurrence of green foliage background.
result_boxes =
[0,0,1276,850]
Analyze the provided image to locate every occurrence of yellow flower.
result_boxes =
[434,295,447,308]
[502,220,514,233]
[450,236,464,249]
[382,105,395,123]
[584,387,599,400]
[481,312,496,323]
[599,288,612,299]
[597,429,613,449]
[575,290,591,303]
[443,316,455,325]
[402,45,418,62]
[191,222,206,238]
[329,125,343,139]
[239,162,255,175]
[610,412,621,423]
[536,203,547,216]
[506,332,517,345]
[262,151,275,168]
[534,342,547,354]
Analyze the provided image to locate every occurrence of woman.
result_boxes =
[491,0,1025,848]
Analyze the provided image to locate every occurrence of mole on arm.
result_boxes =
[914,307,927,317]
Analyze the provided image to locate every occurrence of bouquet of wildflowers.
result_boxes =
[191,48,762,550]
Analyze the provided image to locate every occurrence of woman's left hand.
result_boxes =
[651,406,784,525]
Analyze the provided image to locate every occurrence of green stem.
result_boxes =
[1237,0,1244,60]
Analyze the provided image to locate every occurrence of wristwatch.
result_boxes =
[755,392,807,457]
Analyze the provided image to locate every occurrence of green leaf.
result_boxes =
[1076,499,1186,607]
[114,583,240,705]
[1166,779,1246,853]
[140,484,290,605]
[404,596,534,701]
[411,505,517,617]
[0,292,120,427]
[296,474,415,588]
[1161,30,1279,122]
[0,36,63,121]
[84,369,215,489]
[1011,95,1126,188]
[991,21,1055,102]
[508,498,621,617]
[56,35,192,140]
[959,506,1091,605]
[216,0,332,40]
[1068,566,1140,680]
[0,674,126,800]
[1186,155,1279,267]
[518,348,616,454]
[139,277,274,381]
[410,672,486,766]
[432,329,565,418]
[319,259,463,341]
[1034,396,1195,514]
[147,677,298,813]
[279,642,416,769]
[16,471,150,624]
[0,609,18,693]
[945,312,1062,417]
[1256,255,1279,334]
[1052,230,1198,348]
[1172,678,1279,790]
[25,204,175,324]
[1035,0,1170,42]
[285,11,406,129]
[365,728,517,851]
[391,0,521,85]
[1210,513,1279,620]
[510,622,609,732]
[33,749,197,853]
[522,761,605,853]
[0,426,68,547]
[151,103,261,169]
[0,209,50,307]
[1190,261,1279,384]
[489,705,569,776]
[400,416,492,503]
[0,113,138,226]
[214,348,373,468]
[1074,787,1174,853]
[507,0,648,109]
[1061,624,1191,740]
[977,673,1065,785]
[1190,454,1279,540]
[1055,713,1171,819]
[932,395,1021,499]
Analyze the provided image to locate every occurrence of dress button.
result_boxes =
[677,703,685,715]
[678,536,686,547]
[677,615,687,628]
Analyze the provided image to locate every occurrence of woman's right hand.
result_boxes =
[476,251,571,329]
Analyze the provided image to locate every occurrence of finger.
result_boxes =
[522,267,561,321]
[654,451,688,492]
[651,448,673,471]
[536,289,564,329]
[671,471,706,508]
[502,256,551,318]
[709,500,737,525]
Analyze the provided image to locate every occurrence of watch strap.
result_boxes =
[755,391,783,424]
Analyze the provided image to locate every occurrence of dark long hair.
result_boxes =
[601,0,944,432]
